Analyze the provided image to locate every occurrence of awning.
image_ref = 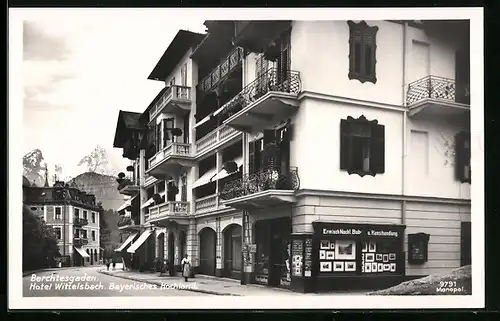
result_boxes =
[192,167,218,189]
[114,232,138,252]
[127,230,153,253]
[117,194,138,213]
[74,246,90,258]
[141,191,165,209]
[214,156,244,181]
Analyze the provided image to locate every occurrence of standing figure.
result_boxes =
[181,254,191,282]
[106,259,110,271]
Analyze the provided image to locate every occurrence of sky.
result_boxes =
[22,10,206,180]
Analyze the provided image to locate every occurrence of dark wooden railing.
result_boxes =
[198,47,244,94]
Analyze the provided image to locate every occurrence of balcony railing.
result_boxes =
[73,237,89,246]
[73,217,89,226]
[218,68,301,118]
[406,75,470,106]
[220,167,300,201]
[194,194,227,213]
[198,47,244,94]
[149,85,191,121]
[148,142,192,169]
[195,124,240,155]
[144,174,157,187]
[146,201,190,221]
[117,216,136,227]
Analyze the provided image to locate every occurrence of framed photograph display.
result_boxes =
[376,253,382,261]
[383,254,389,263]
[365,253,375,262]
[345,262,356,272]
[326,251,335,260]
[368,241,376,252]
[320,240,330,250]
[364,262,372,273]
[362,242,368,252]
[383,264,391,272]
[371,262,377,272]
[389,253,396,261]
[390,263,396,272]
[377,263,384,272]
[335,240,356,260]
[330,242,336,250]
[333,261,344,272]
[320,261,332,272]
[319,250,326,260]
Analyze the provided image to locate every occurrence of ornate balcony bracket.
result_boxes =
[219,166,300,201]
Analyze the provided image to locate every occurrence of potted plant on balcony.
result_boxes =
[126,165,134,172]
[152,193,163,205]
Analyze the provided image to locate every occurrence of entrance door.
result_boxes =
[157,233,165,259]
[168,232,175,265]
[268,218,291,287]
[199,228,216,275]
[461,222,471,266]
[410,40,430,84]
[223,224,242,278]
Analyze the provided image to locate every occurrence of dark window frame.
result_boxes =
[455,131,471,183]
[55,207,62,220]
[91,230,96,241]
[54,227,62,239]
[91,212,96,223]
[347,20,378,84]
[340,115,385,177]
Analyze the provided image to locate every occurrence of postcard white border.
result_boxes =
[9,7,484,309]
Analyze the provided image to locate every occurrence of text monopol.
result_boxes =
[30,273,98,283]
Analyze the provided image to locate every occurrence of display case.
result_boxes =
[408,233,430,265]
[289,233,314,293]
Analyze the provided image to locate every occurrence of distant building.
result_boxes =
[23,177,103,266]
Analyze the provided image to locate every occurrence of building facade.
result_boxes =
[23,180,102,266]
[113,20,471,292]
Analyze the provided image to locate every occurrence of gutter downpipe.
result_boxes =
[402,22,408,227]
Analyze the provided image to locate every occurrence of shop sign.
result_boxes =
[321,227,399,238]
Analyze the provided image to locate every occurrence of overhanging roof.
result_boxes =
[113,110,143,148]
[147,30,206,82]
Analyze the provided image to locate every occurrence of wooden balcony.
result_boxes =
[143,174,157,188]
[220,167,300,209]
[118,180,140,196]
[73,217,88,227]
[198,47,244,95]
[219,68,301,133]
[406,76,470,118]
[194,194,228,214]
[73,237,89,247]
[147,142,194,178]
[148,85,192,121]
[146,201,190,226]
[195,124,241,158]
[117,216,141,231]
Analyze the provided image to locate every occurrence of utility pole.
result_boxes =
[62,184,68,266]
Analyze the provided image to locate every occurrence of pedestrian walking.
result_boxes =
[112,261,116,270]
[105,259,110,271]
[181,254,191,282]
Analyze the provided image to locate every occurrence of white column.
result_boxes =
[139,150,147,225]
[174,230,180,265]
[243,133,249,175]
[215,151,223,208]
[187,218,198,267]
[216,217,222,271]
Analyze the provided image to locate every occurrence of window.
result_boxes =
[181,174,187,202]
[75,208,80,218]
[340,115,385,177]
[163,118,175,147]
[169,77,175,87]
[347,20,378,84]
[181,64,187,87]
[83,210,88,220]
[455,131,471,183]
[91,230,96,241]
[82,229,88,239]
[53,227,62,239]
[55,207,62,220]
[91,212,96,223]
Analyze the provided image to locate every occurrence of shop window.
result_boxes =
[319,239,357,274]
[340,115,385,177]
[347,20,378,84]
[361,239,399,274]
[408,233,430,265]
[455,131,471,183]
[254,222,270,278]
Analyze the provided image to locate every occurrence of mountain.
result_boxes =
[23,149,46,187]
[68,172,125,253]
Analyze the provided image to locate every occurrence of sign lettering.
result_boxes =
[322,228,399,238]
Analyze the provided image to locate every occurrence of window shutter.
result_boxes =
[162,120,169,147]
[248,141,256,174]
[370,123,385,174]
[340,119,352,170]
[455,131,471,182]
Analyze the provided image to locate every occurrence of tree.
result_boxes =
[23,205,61,271]
[77,145,110,174]
[23,149,46,186]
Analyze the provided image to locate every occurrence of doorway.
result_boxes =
[223,224,242,279]
[168,232,175,265]
[461,222,471,266]
[199,228,216,275]
[157,233,165,259]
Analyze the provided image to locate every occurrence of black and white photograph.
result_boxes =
[8,7,483,310]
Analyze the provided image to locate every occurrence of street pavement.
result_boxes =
[23,266,214,297]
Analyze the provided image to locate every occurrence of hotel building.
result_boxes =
[113,20,471,292]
